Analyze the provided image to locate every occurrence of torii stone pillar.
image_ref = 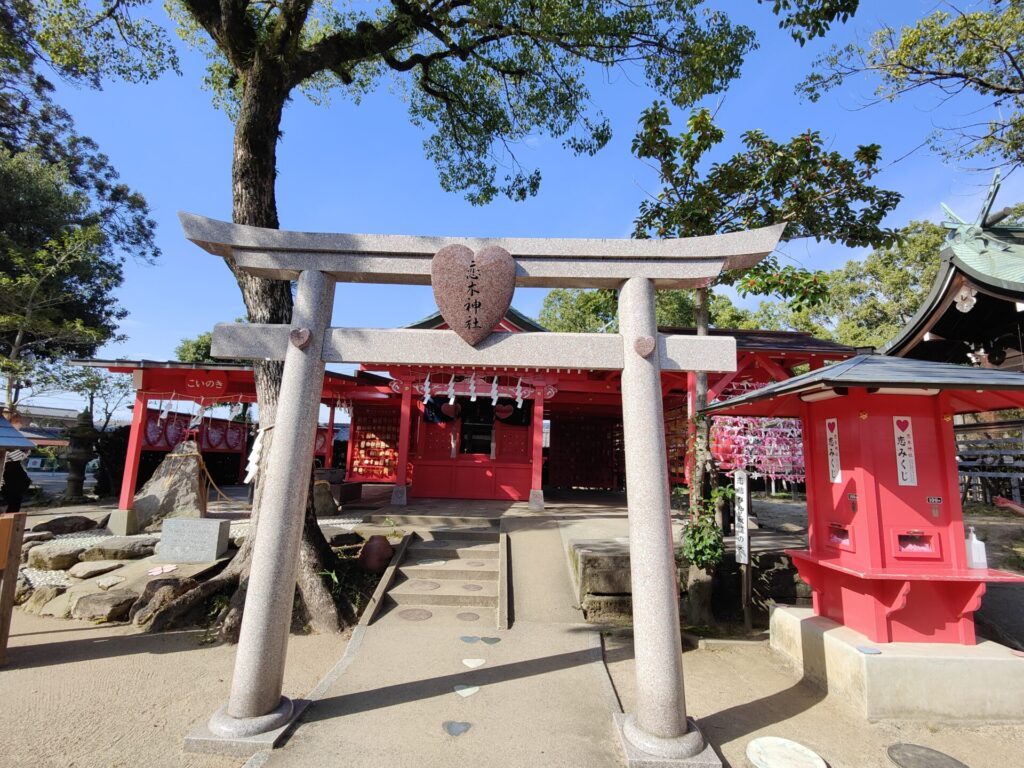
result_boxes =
[617,277,707,760]
[208,269,335,736]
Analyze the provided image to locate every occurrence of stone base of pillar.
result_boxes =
[390,484,408,506]
[107,508,138,536]
[184,697,308,757]
[613,713,721,767]
[528,489,544,511]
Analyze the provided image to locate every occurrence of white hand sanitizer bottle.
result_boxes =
[965,526,988,570]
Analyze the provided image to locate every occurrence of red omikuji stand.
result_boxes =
[705,355,1024,645]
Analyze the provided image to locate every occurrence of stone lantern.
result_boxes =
[64,410,98,501]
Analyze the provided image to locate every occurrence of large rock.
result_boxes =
[96,574,126,591]
[14,576,32,605]
[71,589,140,622]
[20,540,42,562]
[67,560,123,579]
[23,531,55,543]
[130,577,198,627]
[79,536,158,561]
[22,584,65,615]
[132,440,207,531]
[31,515,97,535]
[27,545,85,571]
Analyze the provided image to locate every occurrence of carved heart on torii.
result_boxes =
[431,244,516,346]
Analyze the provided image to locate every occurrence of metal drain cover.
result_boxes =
[887,744,968,768]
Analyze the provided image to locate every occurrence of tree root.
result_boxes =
[143,474,357,640]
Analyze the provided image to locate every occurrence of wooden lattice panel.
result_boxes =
[549,415,624,490]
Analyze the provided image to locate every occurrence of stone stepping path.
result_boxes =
[380,528,502,625]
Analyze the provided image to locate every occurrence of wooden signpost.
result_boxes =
[0,512,27,665]
[734,469,752,633]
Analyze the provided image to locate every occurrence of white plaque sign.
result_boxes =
[825,418,841,484]
[734,469,750,565]
[893,416,918,486]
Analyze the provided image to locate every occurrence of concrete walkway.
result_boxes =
[264,515,624,768]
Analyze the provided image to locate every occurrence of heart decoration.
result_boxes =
[454,684,480,698]
[431,244,516,346]
[826,421,836,433]
[494,403,514,420]
[480,637,501,645]
[289,327,312,349]
[895,419,910,432]
[634,335,656,358]
[462,658,486,669]
[460,635,481,644]
[441,403,461,419]
[443,721,472,737]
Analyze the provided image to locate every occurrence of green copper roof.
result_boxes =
[941,170,1024,288]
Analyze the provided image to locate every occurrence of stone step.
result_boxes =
[399,559,498,581]
[388,578,499,608]
[405,540,499,560]
[375,599,498,626]
[364,513,500,529]
[415,528,500,543]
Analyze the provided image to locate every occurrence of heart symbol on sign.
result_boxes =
[494,404,514,420]
[443,721,472,737]
[454,684,480,698]
[462,658,486,669]
[895,419,910,432]
[826,421,836,433]
[431,244,516,346]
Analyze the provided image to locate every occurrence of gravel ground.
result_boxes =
[1,611,350,768]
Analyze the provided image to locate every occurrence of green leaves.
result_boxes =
[632,103,900,310]
[799,1,1024,170]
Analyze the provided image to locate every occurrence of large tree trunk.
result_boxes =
[145,56,349,639]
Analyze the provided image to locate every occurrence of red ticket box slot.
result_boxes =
[704,356,1024,645]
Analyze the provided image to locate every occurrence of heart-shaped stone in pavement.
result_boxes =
[454,685,480,698]
[480,637,501,645]
[462,659,486,669]
[460,635,480,644]
[443,721,472,737]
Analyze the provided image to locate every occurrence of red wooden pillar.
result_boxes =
[685,372,697,486]
[529,392,545,510]
[390,386,413,505]
[324,404,336,469]
[119,389,147,510]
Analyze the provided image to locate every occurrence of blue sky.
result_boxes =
[36,1,1024,415]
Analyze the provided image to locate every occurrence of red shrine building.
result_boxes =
[84,310,856,510]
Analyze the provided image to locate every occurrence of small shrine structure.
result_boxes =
[704,355,1024,645]
[74,359,391,533]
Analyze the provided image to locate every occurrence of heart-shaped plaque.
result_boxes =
[494,403,514,420]
[432,244,515,346]
[895,418,910,432]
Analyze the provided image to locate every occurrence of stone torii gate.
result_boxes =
[180,213,784,763]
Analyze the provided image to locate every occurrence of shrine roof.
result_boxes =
[884,172,1024,360]
[703,355,1024,418]
[72,358,389,385]
[406,306,547,332]
[659,327,858,357]
[0,415,35,450]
